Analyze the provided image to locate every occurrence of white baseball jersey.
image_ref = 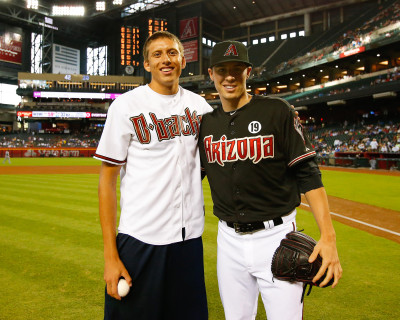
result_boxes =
[94,85,213,245]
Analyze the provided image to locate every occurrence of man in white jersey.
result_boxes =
[94,31,212,320]
[2,150,11,164]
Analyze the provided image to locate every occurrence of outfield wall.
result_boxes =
[317,152,400,170]
[0,148,96,158]
[2,148,399,170]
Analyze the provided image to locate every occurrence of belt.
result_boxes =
[226,217,283,234]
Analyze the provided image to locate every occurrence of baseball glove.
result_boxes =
[271,230,333,302]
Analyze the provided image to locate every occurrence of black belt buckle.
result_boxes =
[233,223,242,233]
[233,222,264,233]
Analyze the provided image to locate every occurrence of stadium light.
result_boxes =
[27,0,38,10]
[327,100,346,106]
[52,6,85,16]
[123,0,178,16]
[96,1,106,11]
[373,92,397,99]
[113,0,123,4]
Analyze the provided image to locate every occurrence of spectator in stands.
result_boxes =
[380,143,389,152]
[370,138,379,151]
[391,143,400,152]
[334,138,342,147]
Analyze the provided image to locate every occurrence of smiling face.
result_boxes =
[144,37,186,95]
[209,61,252,111]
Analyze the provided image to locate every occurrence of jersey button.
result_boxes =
[230,121,234,126]
[231,131,235,135]
[232,164,236,170]
[239,212,245,216]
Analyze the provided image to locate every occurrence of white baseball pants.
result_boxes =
[217,210,304,320]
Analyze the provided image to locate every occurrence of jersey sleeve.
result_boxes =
[198,95,214,116]
[93,97,132,165]
[282,102,316,167]
[203,99,214,114]
[293,158,324,193]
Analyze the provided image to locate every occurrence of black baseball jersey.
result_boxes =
[199,95,322,223]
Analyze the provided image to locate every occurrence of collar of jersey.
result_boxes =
[221,94,255,116]
[146,84,180,100]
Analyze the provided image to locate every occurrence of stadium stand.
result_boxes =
[263,0,398,76]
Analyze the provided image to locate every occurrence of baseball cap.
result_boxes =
[210,40,252,68]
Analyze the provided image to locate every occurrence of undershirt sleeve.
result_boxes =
[292,158,324,194]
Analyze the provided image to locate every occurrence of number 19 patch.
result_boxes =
[248,121,261,134]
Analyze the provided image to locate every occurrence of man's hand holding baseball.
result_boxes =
[104,256,132,300]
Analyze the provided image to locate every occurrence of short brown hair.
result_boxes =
[143,31,184,61]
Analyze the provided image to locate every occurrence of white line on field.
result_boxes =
[300,202,400,237]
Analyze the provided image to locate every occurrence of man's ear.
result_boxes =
[246,67,252,79]
[208,68,214,82]
[181,56,186,70]
[144,60,151,72]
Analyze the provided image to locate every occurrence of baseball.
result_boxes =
[117,278,130,298]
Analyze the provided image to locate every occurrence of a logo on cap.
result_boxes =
[224,44,238,57]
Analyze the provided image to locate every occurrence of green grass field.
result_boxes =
[320,170,400,211]
[0,158,399,319]
[0,157,99,167]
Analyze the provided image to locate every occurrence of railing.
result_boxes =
[0,148,96,158]
[316,156,400,170]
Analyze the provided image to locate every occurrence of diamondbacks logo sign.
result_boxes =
[224,44,238,57]
[179,17,198,40]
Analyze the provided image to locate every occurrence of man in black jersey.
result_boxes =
[199,40,342,320]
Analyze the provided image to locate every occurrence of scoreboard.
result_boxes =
[120,26,140,67]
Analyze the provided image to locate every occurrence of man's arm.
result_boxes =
[304,187,343,288]
[98,161,132,300]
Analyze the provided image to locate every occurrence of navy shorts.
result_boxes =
[104,233,208,320]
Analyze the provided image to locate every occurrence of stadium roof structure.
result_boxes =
[1,0,369,29]
[33,0,360,22]
[0,0,362,49]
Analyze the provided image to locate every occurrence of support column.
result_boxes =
[41,25,54,73]
[304,12,311,36]
[199,16,203,75]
